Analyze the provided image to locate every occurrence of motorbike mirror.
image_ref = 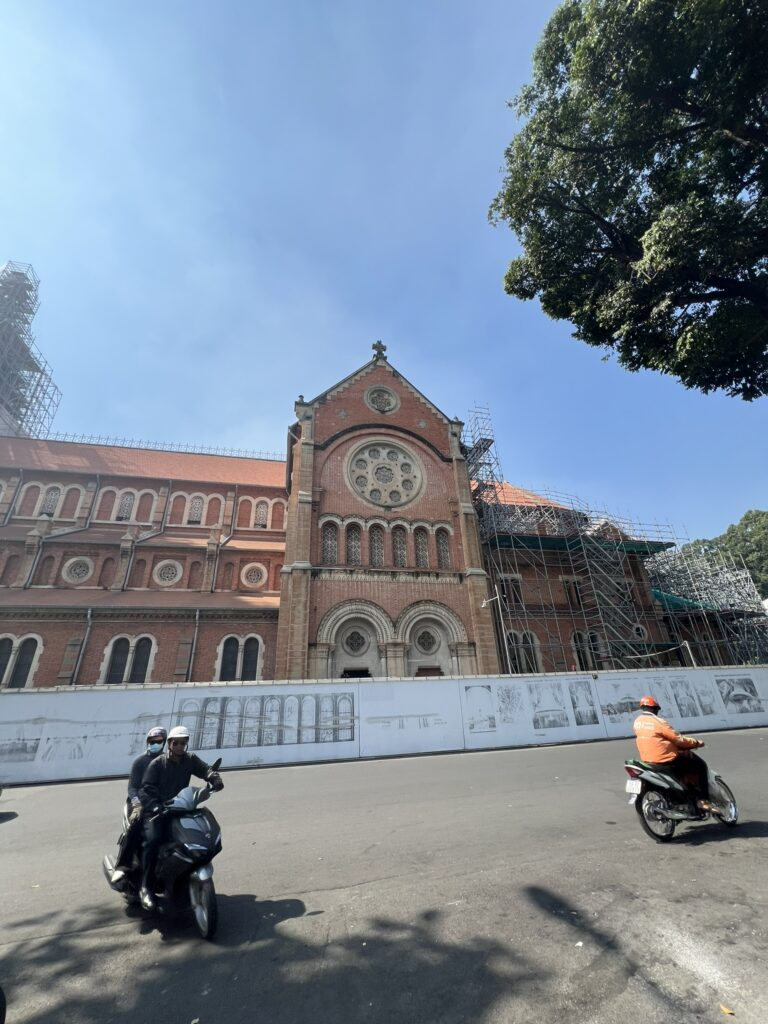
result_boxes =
[211,758,222,771]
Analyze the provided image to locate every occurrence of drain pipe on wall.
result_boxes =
[187,608,201,681]
[71,607,93,686]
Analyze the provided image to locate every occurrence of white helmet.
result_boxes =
[168,726,190,742]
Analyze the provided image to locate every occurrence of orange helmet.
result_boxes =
[639,695,660,709]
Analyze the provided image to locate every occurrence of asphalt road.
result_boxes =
[1,729,767,1024]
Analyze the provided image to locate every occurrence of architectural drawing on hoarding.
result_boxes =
[599,680,673,723]
[0,726,41,763]
[497,684,525,725]
[528,680,569,730]
[366,712,448,732]
[175,692,355,749]
[715,677,764,714]
[464,684,496,732]
[670,677,705,718]
[568,680,599,726]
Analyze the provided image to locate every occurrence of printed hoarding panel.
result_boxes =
[169,683,361,767]
[0,687,177,784]
[461,675,605,749]
[358,680,464,757]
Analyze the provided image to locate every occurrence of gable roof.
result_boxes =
[305,351,455,426]
[0,437,286,488]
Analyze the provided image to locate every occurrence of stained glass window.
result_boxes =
[188,496,204,524]
[116,493,135,522]
[436,529,451,569]
[346,524,361,566]
[369,525,384,567]
[255,501,269,528]
[41,486,60,516]
[322,523,338,565]
[415,528,429,569]
[393,526,407,568]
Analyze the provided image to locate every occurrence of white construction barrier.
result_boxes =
[1,666,767,785]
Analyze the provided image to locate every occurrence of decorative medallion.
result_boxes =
[241,562,268,589]
[345,440,423,509]
[153,559,183,586]
[416,629,439,654]
[364,385,400,415]
[62,557,93,584]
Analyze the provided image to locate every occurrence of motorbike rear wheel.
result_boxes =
[710,779,739,827]
[190,877,218,940]
[639,790,676,842]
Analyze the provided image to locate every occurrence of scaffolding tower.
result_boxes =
[464,405,768,673]
[0,261,61,437]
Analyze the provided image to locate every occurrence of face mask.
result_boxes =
[148,742,164,754]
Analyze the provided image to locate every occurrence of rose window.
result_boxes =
[347,441,423,509]
[244,566,264,585]
[416,630,438,653]
[345,630,366,653]
[64,558,92,583]
[365,386,399,414]
[154,560,183,586]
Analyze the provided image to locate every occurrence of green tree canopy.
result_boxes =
[490,0,768,399]
[684,509,768,597]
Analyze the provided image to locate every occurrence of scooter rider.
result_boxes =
[633,696,711,810]
[138,725,223,910]
[111,726,167,884]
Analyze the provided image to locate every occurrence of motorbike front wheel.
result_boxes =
[190,877,218,940]
[639,790,676,843]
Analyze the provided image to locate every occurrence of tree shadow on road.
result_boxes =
[0,812,18,825]
[0,898,546,1024]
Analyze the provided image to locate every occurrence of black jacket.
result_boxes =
[127,752,160,802]
[139,751,213,809]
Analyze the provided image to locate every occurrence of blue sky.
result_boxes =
[1,0,765,541]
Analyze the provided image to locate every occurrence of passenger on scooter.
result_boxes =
[111,726,167,884]
[633,696,711,810]
[138,725,223,910]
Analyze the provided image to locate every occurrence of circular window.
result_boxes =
[63,557,93,584]
[153,559,183,586]
[346,440,424,509]
[415,629,440,654]
[240,562,268,589]
[343,627,370,655]
[364,386,400,415]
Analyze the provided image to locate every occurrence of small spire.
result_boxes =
[372,340,387,360]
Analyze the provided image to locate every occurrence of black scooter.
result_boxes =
[103,759,223,939]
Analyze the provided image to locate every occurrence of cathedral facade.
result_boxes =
[0,348,499,689]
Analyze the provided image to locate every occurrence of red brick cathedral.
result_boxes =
[0,346,501,688]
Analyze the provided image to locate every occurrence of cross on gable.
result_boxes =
[372,340,387,360]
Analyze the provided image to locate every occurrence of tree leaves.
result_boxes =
[491,0,768,398]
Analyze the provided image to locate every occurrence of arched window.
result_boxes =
[415,528,429,569]
[0,638,14,686]
[588,632,603,669]
[237,498,252,528]
[520,632,540,673]
[115,493,135,522]
[136,493,154,522]
[392,526,407,568]
[41,486,61,517]
[436,529,451,569]
[7,637,38,688]
[188,560,203,589]
[254,501,269,528]
[218,635,261,681]
[105,636,154,684]
[220,637,239,681]
[19,484,41,517]
[346,524,361,565]
[1,555,21,586]
[322,523,338,565]
[222,562,234,589]
[60,487,81,519]
[369,525,384,568]
[128,558,146,588]
[187,496,204,525]
[573,631,603,671]
[506,631,523,674]
[128,637,152,684]
[98,558,116,588]
[38,555,55,585]
[241,637,259,681]
[206,497,222,526]
[106,638,130,684]
[271,502,285,530]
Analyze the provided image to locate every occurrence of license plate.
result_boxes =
[625,779,641,794]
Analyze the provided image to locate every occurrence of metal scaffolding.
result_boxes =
[464,404,768,673]
[0,261,61,437]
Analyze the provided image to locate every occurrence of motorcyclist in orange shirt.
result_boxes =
[633,696,712,810]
